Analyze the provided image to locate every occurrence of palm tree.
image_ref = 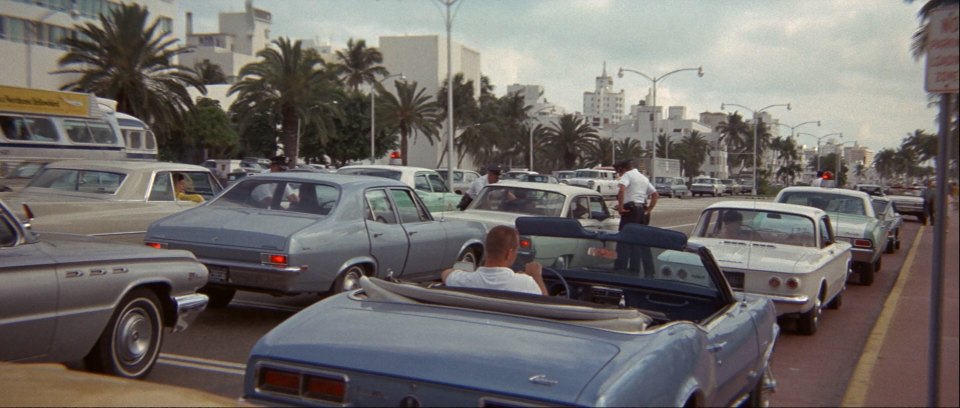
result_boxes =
[714,112,751,173]
[583,137,616,167]
[617,138,646,162]
[675,131,709,181]
[436,73,481,166]
[377,80,442,166]
[873,148,898,185]
[540,114,598,169]
[333,38,388,92]
[55,3,204,143]
[902,129,937,163]
[194,60,228,85]
[229,37,342,166]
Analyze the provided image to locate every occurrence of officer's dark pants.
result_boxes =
[614,203,654,277]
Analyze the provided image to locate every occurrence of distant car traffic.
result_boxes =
[0,200,209,379]
[515,173,559,184]
[3,160,222,243]
[720,179,744,195]
[553,170,575,184]
[436,168,480,194]
[566,168,619,196]
[242,217,779,407]
[886,187,927,224]
[775,186,884,285]
[690,201,850,335]
[145,173,486,307]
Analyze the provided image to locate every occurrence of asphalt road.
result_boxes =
[140,194,920,405]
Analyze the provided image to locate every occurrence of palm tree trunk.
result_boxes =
[400,129,409,166]
[282,107,298,166]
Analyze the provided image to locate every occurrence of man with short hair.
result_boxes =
[441,225,548,295]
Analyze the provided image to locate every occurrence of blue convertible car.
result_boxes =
[243,218,779,407]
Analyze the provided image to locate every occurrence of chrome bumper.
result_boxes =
[849,247,876,263]
[172,293,209,332]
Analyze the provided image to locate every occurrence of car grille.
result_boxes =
[723,271,745,289]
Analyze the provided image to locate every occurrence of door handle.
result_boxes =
[707,341,727,353]
[408,231,417,236]
[373,233,383,238]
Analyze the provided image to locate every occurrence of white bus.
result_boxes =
[0,85,157,177]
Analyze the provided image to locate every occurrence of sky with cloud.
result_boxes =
[180,0,941,152]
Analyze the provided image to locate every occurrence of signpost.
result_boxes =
[924,4,959,406]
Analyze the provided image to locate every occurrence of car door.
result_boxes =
[388,188,447,281]
[0,210,58,361]
[819,216,849,290]
[705,299,762,404]
[363,189,409,278]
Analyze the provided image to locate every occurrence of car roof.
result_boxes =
[44,160,209,172]
[493,180,599,195]
[778,186,871,198]
[339,164,438,174]
[246,172,408,188]
[704,200,826,219]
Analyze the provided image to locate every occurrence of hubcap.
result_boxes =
[342,270,361,291]
[116,307,152,365]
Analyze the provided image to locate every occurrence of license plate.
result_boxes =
[723,271,744,289]
[207,265,229,283]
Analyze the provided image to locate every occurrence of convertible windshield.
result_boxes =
[693,208,816,247]
[211,179,340,215]
[472,186,565,216]
[778,191,867,216]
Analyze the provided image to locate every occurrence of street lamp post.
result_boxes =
[798,132,842,172]
[721,102,791,195]
[618,66,703,173]
[437,0,462,191]
[370,73,405,164]
[527,105,553,171]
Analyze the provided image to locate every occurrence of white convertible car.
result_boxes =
[688,201,850,335]
[440,182,619,268]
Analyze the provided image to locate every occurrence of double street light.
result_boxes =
[370,73,405,164]
[618,65,704,163]
[720,102,791,195]
[797,131,842,172]
[528,105,554,171]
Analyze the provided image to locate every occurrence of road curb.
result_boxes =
[841,225,925,406]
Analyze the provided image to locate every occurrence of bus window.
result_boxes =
[25,117,58,141]
[0,115,29,140]
[126,130,142,149]
[145,131,156,149]
[88,120,117,144]
[63,119,93,143]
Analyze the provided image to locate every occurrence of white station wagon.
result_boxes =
[689,201,850,335]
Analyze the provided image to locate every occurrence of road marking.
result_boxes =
[841,225,925,406]
[158,353,246,376]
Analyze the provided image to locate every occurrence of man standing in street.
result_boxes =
[458,164,501,210]
[613,159,658,276]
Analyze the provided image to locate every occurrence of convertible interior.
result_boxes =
[356,218,734,334]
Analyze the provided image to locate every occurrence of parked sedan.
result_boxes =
[0,200,209,379]
[654,176,689,198]
[689,202,850,335]
[720,179,742,195]
[441,182,618,267]
[775,186,884,285]
[691,177,725,197]
[1,160,222,243]
[145,173,486,307]
[337,165,461,212]
[243,217,779,407]
[871,196,903,254]
[887,187,927,224]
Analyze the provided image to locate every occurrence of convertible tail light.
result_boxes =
[677,268,688,280]
[853,239,873,248]
[768,277,782,288]
[303,374,347,403]
[257,366,346,403]
[144,242,167,249]
[660,266,672,277]
[786,277,801,290]
[261,253,289,267]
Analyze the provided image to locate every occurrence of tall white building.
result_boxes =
[582,62,624,130]
[0,0,178,91]
[181,0,271,83]
[378,34,481,169]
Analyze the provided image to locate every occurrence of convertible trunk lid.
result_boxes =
[695,239,805,273]
[250,296,630,403]
[148,207,321,250]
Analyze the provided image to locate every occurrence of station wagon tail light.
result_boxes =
[853,239,873,248]
[144,242,167,249]
[519,238,532,250]
[786,277,801,290]
[768,277,782,288]
[261,253,288,266]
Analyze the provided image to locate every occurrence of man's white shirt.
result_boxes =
[445,266,541,295]
[619,169,656,204]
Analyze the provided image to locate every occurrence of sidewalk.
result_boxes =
[844,207,959,406]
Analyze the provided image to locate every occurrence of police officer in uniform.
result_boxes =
[613,160,658,275]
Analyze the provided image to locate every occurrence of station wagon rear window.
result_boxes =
[28,168,125,194]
